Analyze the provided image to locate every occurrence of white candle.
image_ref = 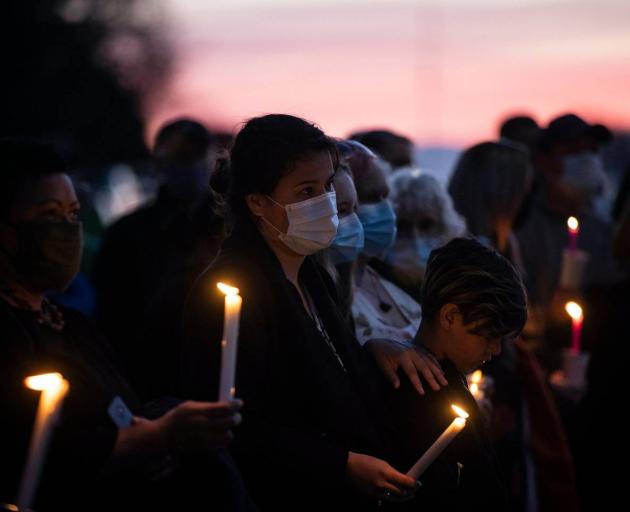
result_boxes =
[17,372,69,511]
[217,282,242,402]
[407,404,468,480]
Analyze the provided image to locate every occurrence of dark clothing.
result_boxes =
[92,188,224,401]
[0,298,138,510]
[181,218,402,511]
[389,358,508,511]
[0,298,256,512]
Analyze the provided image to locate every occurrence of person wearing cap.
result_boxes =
[515,113,625,347]
[91,118,226,401]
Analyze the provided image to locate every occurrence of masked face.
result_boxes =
[3,220,83,292]
[357,200,397,258]
[329,212,364,265]
[263,191,339,256]
[386,236,440,283]
[561,151,607,198]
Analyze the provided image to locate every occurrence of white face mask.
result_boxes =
[262,191,339,255]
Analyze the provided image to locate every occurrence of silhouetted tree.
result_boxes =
[1,0,173,166]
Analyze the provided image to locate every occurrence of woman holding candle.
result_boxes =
[388,238,528,510]
[181,115,418,511]
[0,139,254,511]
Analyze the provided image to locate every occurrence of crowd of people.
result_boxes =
[1,110,628,511]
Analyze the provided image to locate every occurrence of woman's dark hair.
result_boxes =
[448,141,530,238]
[0,138,68,219]
[421,237,528,341]
[217,114,338,220]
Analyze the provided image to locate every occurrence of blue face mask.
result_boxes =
[357,200,397,258]
[329,213,364,265]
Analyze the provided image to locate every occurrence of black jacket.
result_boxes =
[389,358,508,511]
[92,188,224,400]
[181,218,402,510]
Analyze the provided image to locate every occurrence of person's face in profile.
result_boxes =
[248,149,335,236]
[438,304,502,373]
[355,156,390,206]
[333,166,358,219]
[3,173,79,230]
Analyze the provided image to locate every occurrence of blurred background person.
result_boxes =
[349,129,415,174]
[499,115,541,157]
[91,118,226,401]
[448,140,533,268]
[515,113,624,360]
[386,170,466,299]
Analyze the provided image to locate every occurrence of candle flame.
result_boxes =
[565,301,583,321]
[567,216,579,232]
[471,370,483,384]
[24,372,65,392]
[470,383,479,395]
[453,417,466,427]
[217,282,240,296]
[451,404,469,419]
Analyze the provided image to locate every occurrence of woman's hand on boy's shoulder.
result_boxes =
[366,339,448,395]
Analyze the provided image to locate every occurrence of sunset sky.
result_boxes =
[149,0,630,148]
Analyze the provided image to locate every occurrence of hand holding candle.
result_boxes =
[217,282,242,402]
[17,372,69,512]
[565,301,583,354]
[407,404,469,480]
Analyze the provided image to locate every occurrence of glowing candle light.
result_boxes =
[469,370,484,400]
[17,372,69,511]
[407,404,469,480]
[217,282,242,402]
[567,217,579,251]
[565,301,583,354]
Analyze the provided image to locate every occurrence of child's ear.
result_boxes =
[439,303,459,331]
[245,193,266,217]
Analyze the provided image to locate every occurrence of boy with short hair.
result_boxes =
[391,237,527,510]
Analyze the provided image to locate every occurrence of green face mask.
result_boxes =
[4,220,83,292]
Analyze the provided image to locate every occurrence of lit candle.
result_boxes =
[17,372,69,511]
[567,217,579,251]
[469,370,484,401]
[217,282,242,402]
[565,301,583,354]
[407,404,469,480]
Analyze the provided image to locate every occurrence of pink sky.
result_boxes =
[148,0,630,147]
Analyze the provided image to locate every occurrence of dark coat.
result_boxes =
[0,299,256,512]
[389,358,508,511]
[181,218,402,510]
[91,188,224,400]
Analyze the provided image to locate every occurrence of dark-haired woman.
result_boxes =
[181,115,417,510]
